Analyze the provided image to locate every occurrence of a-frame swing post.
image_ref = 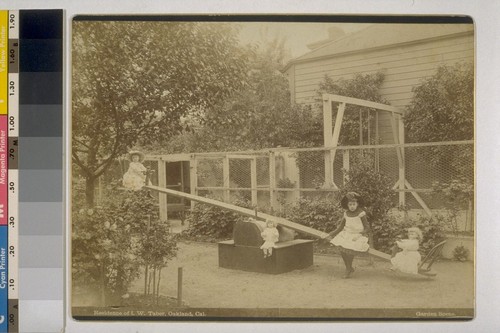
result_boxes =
[323,94,345,189]
[323,96,334,188]
[398,113,406,206]
[390,113,406,207]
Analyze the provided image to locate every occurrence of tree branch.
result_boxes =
[72,151,91,178]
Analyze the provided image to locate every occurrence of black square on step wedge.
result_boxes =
[20,10,63,39]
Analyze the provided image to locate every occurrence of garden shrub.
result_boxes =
[432,179,474,235]
[340,152,396,248]
[72,197,141,300]
[372,214,446,256]
[282,197,343,236]
[72,185,178,304]
[118,189,162,234]
[452,245,470,262]
[183,198,253,241]
[410,215,447,256]
[341,151,395,221]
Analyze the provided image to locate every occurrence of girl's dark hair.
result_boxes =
[340,192,364,209]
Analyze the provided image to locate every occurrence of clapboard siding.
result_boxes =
[294,48,473,90]
[296,68,436,88]
[297,77,431,96]
[290,33,474,108]
[294,49,473,88]
[293,34,473,76]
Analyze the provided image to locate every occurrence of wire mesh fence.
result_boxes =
[190,141,473,223]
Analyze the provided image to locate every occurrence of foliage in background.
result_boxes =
[371,214,446,256]
[405,62,473,143]
[317,72,387,146]
[73,21,249,206]
[282,197,343,236]
[404,62,474,182]
[432,179,474,235]
[183,198,253,241]
[151,37,320,154]
[341,151,396,225]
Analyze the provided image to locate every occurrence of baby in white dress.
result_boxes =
[390,227,423,274]
[260,219,279,258]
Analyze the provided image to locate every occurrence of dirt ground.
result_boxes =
[128,240,474,311]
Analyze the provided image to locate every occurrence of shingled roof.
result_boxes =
[283,23,474,71]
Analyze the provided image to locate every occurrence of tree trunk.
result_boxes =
[156,267,162,305]
[152,266,157,298]
[144,265,149,295]
[100,263,106,306]
[86,177,96,207]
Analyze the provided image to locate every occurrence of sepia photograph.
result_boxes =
[70,15,474,320]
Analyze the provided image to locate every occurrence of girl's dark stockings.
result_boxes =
[340,252,355,278]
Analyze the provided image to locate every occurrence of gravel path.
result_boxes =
[129,241,474,310]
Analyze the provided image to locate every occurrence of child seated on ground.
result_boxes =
[390,227,423,274]
[260,219,279,258]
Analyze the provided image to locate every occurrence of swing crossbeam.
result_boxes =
[144,185,392,262]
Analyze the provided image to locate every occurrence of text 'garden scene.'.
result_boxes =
[71,18,474,319]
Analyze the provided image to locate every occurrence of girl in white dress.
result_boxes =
[327,192,372,278]
[390,227,423,274]
[122,151,148,191]
[260,219,280,258]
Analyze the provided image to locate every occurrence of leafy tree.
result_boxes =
[317,72,387,145]
[72,21,248,206]
[155,37,319,153]
[404,62,474,181]
[204,38,296,149]
[404,62,474,143]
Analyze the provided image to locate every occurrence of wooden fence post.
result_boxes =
[158,160,168,221]
[177,267,183,307]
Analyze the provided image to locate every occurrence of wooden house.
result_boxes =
[284,23,474,108]
[283,23,474,144]
[283,24,474,231]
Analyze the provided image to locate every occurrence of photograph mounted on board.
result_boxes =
[70,15,475,320]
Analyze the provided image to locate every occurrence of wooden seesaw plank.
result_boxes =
[145,185,327,238]
[144,185,391,261]
[368,248,392,261]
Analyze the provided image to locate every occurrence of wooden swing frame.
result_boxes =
[322,93,433,216]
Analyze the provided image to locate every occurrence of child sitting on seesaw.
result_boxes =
[390,227,423,274]
[122,150,150,191]
[326,192,372,279]
[260,219,279,258]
